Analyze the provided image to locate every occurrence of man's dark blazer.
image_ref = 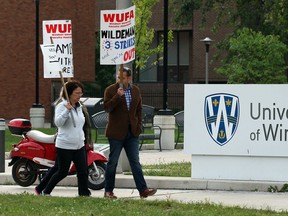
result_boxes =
[104,83,142,140]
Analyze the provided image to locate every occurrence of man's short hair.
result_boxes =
[123,67,132,76]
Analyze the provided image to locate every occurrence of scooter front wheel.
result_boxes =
[88,162,106,190]
[12,158,37,187]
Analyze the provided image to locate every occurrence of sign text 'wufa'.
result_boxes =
[42,20,73,78]
[100,5,135,65]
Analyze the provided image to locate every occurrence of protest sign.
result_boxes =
[40,44,61,78]
[100,5,135,65]
[42,20,73,78]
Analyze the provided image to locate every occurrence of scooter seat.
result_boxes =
[26,130,56,144]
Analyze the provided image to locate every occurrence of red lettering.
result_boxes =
[45,24,58,33]
[124,48,135,62]
[58,24,71,33]
[45,24,72,34]
[129,10,134,19]
[103,9,134,23]
[68,24,72,33]
[103,14,115,22]
[125,12,129,21]
[116,13,125,22]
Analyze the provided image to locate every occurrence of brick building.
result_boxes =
[0,0,228,122]
[0,0,96,121]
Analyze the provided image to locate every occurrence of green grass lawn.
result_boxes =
[141,162,191,177]
[0,193,285,216]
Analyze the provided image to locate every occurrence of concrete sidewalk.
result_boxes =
[0,149,288,212]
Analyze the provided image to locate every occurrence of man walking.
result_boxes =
[103,67,157,199]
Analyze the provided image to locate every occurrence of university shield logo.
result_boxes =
[204,93,240,146]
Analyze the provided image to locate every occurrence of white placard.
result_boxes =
[40,44,61,78]
[100,5,135,65]
[184,84,288,181]
[42,20,73,78]
[184,84,288,157]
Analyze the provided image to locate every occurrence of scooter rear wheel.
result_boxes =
[88,162,106,190]
[12,158,37,187]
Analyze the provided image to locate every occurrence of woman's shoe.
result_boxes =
[34,187,40,195]
[41,191,51,196]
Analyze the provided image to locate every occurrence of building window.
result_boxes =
[138,30,190,83]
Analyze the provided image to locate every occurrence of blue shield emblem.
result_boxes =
[204,93,240,146]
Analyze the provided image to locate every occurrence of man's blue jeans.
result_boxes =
[105,128,147,193]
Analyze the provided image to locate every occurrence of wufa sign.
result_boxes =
[41,20,73,78]
[100,5,135,65]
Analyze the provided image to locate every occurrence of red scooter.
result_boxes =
[7,118,108,190]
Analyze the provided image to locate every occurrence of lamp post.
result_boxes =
[158,0,171,115]
[153,0,175,150]
[162,0,168,111]
[30,0,45,128]
[200,37,212,84]
[34,0,40,106]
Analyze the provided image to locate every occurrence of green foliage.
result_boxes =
[170,0,202,25]
[133,0,173,70]
[268,184,288,193]
[133,0,157,70]
[263,0,288,51]
[216,28,288,83]
[171,0,288,83]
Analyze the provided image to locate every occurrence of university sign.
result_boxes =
[204,93,240,146]
[184,84,288,181]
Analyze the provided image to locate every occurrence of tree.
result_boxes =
[170,0,288,83]
[171,0,285,32]
[170,0,202,26]
[216,28,288,83]
[133,0,173,71]
[263,0,288,47]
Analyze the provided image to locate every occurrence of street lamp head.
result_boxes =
[200,37,213,45]
[201,37,213,84]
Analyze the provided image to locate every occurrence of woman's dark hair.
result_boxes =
[62,80,84,100]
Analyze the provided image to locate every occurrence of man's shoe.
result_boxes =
[104,192,117,199]
[139,189,157,198]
